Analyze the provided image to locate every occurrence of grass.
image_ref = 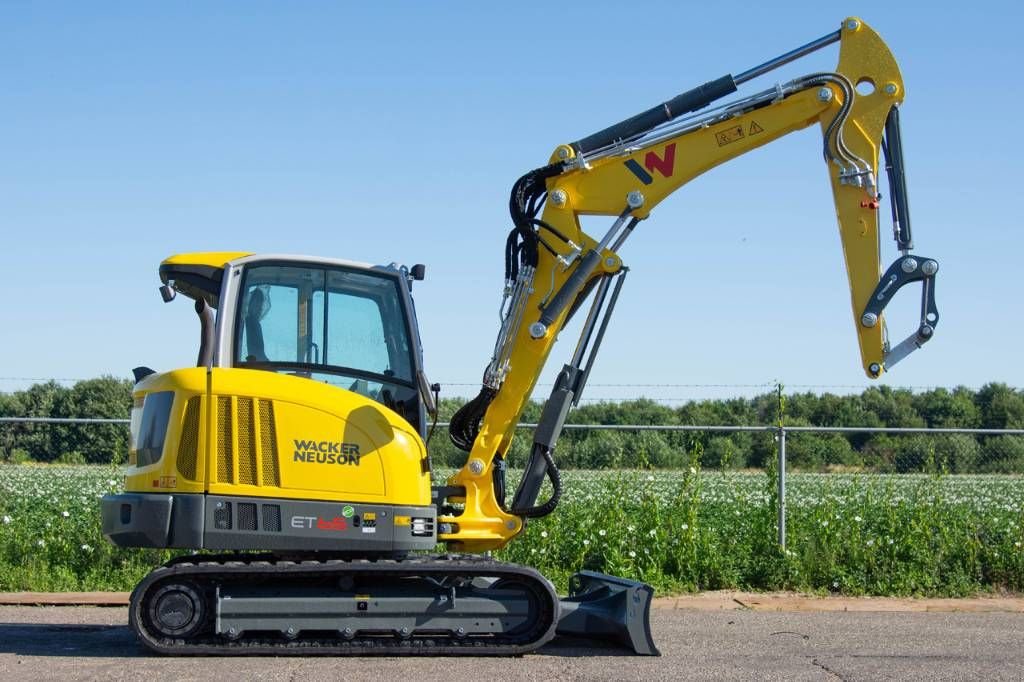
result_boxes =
[0,463,1021,596]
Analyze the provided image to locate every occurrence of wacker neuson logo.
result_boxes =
[292,439,361,465]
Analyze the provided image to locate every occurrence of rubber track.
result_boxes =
[130,554,559,656]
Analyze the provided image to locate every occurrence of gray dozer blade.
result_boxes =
[556,570,660,655]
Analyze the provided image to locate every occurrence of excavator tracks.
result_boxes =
[129,553,559,656]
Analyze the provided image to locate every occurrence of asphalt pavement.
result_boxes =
[1,604,1022,680]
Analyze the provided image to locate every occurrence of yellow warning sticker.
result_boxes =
[364,512,377,521]
[394,515,411,526]
[749,121,764,135]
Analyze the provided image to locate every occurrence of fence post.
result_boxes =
[777,426,787,549]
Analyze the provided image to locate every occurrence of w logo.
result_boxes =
[623,143,676,185]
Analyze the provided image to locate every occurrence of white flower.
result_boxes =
[540,530,548,539]
[2,515,10,524]
[583,539,590,546]
[646,475,654,482]
[821,520,829,528]
[37,539,45,547]
[866,539,874,547]
[689,467,697,475]
[626,525,636,532]
[61,511,70,518]
[854,515,863,523]
[887,538,894,545]
[648,529,656,537]
[681,523,689,530]
[1015,542,1022,549]
[832,580,839,588]
[598,529,606,536]
[81,544,92,552]
[628,550,636,558]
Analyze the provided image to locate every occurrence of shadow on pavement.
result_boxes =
[0,623,635,659]
[0,623,144,658]
[540,635,635,657]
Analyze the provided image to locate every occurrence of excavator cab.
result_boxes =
[106,252,440,555]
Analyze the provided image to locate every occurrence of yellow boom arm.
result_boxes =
[440,18,938,551]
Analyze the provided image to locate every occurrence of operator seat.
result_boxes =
[244,289,268,362]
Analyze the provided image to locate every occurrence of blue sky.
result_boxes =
[2,2,1021,403]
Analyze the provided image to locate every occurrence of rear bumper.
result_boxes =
[101,493,204,549]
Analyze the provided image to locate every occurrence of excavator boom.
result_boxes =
[442,16,939,553]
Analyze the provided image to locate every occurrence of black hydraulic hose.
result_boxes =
[504,162,568,281]
[505,229,520,281]
[449,386,497,452]
[531,218,570,244]
[508,446,563,519]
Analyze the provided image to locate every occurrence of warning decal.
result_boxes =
[715,125,745,147]
[749,121,764,135]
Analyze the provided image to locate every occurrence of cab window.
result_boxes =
[234,264,419,427]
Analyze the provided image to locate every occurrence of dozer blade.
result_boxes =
[556,570,660,656]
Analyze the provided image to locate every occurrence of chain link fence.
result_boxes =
[2,416,1022,474]
[3,416,1022,549]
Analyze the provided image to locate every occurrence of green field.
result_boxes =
[0,464,1021,596]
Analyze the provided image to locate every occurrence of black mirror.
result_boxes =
[159,284,176,302]
[411,264,426,281]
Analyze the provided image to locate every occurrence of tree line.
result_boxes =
[432,383,1024,472]
[0,377,133,465]
[1,378,1022,472]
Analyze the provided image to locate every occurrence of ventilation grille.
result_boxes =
[177,397,201,480]
[211,502,281,533]
[262,504,282,532]
[237,502,258,531]
[214,501,232,530]
[259,400,280,486]
[237,398,257,485]
[214,396,279,487]
[217,397,233,483]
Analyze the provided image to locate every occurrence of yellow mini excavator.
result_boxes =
[103,17,938,656]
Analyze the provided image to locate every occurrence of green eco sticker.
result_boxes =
[342,505,355,518]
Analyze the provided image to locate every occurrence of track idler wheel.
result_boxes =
[146,582,207,640]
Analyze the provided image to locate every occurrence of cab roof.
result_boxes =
[159,252,252,307]
[158,252,400,308]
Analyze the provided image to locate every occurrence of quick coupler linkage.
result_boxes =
[861,253,939,375]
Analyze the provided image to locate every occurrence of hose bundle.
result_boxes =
[449,161,568,453]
